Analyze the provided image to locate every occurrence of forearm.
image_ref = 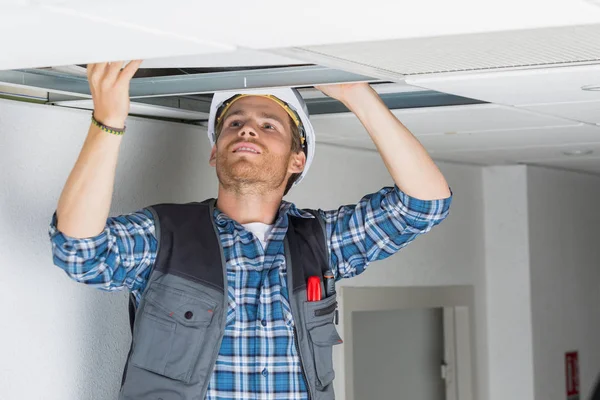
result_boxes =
[343,86,450,200]
[56,124,123,238]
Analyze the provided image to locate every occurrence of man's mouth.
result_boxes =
[232,143,262,154]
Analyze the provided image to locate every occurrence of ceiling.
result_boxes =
[278,24,600,175]
[3,0,600,70]
[3,0,600,175]
[311,63,600,174]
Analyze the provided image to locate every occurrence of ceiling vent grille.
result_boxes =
[291,24,600,76]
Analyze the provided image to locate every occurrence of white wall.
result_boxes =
[0,98,216,400]
[482,166,535,400]
[0,99,486,400]
[527,166,600,400]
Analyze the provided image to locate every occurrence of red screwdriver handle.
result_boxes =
[307,276,322,302]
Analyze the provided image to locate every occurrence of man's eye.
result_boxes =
[230,121,242,127]
[263,123,275,130]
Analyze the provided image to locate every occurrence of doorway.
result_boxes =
[339,286,475,400]
[353,307,445,400]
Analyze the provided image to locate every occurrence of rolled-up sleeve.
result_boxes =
[48,209,158,293]
[321,186,452,280]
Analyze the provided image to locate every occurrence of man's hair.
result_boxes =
[215,111,304,196]
[284,121,303,196]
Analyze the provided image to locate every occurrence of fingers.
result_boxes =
[105,61,125,83]
[118,60,143,84]
[87,62,107,86]
[92,62,108,79]
[86,63,95,79]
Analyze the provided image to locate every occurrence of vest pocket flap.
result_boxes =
[145,284,216,327]
[308,323,342,390]
[308,323,343,347]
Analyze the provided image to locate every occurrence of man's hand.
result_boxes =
[315,82,373,106]
[87,60,142,129]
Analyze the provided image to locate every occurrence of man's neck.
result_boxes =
[215,186,284,225]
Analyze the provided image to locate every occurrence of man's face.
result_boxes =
[209,96,306,193]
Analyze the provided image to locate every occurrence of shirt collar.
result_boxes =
[213,200,314,232]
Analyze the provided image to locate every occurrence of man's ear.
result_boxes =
[288,151,306,174]
[209,145,217,167]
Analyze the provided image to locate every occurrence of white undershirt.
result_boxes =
[242,222,275,250]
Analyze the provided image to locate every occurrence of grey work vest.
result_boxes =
[119,200,343,400]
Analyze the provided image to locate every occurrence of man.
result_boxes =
[49,60,452,400]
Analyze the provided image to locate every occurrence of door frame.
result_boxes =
[338,285,476,400]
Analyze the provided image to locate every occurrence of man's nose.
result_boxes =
[237,123,258,139]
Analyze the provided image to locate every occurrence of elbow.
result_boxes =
[55,211,105,240]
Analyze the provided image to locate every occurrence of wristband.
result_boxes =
[91,114,125,136]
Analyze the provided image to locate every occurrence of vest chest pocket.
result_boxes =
[305,296,343,390]
[130,283,217,384]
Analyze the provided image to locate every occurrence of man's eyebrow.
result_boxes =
[259,112,286,127]
[223,109,247,120]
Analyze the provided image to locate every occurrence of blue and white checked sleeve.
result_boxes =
[48,209,158,294]
[320,186,452,280]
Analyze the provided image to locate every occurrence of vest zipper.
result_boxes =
[293,325,313,400]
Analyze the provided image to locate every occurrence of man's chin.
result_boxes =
[225,166,264,184]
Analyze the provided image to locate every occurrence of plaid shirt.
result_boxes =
[49,186,451,400]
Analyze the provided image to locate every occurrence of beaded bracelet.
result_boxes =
[91,114,126,136]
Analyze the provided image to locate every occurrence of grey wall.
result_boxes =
[352,308,445,400]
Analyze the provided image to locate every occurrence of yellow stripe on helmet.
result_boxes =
[216,94,302,128]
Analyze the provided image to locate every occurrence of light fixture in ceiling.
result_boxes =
[562,149,594,156]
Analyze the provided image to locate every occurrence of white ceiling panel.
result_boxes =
[0,5,234,70]
[316,138,600,176]
[316,124,600,153]
[530,157,600,175]
[43,0,600,48]
[523,100,600,124]
[310,104,579,139]
[3,0,600,70]
[419,124,600,152]
[433,143,600,165]
[298,24,600,76]
[407,64,600,106]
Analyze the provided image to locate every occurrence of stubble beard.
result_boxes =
[215,145,290,196]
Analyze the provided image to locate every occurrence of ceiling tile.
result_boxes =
[317,137,600,175]
[418,124,600,152]
[37,0,600,50]
[300,24,600,76]
[316,124,600,153]
[530,158,600,175]
[522,100,600,124]
[434,143,600,165]
[310,104,578,139]
[5,0,600,70]
[0,5,235,70]
[407,64,600,106]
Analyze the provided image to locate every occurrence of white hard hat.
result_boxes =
[207,87,315,187]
